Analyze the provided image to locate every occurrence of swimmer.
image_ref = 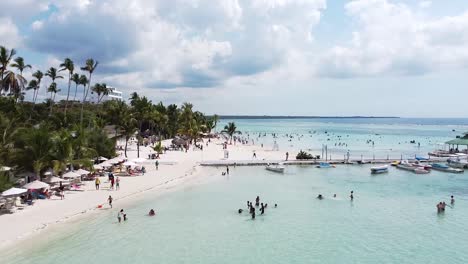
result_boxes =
[264,203,268,209]
[317,194,323,200]
[255,196,260,206]
[123,214,127,221]
[238,209,243,214]
[148,209,155,216]
[350,191,354,201]
[451,195,455,205]
[252,208,256,219]
[333,194,337,198]
[274,204,277,208]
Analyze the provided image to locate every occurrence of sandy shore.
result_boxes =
[0,137,290,250]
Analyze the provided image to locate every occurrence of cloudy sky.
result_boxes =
[2,0,468,117]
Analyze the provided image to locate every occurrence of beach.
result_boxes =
[0,136,290,250]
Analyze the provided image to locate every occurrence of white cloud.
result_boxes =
[419,1,432,9]
[317,0,468,78]
[0,17,22,48]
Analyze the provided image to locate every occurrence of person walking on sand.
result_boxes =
[95,177,101,190]
[226,166,230,175]
[116,177,120,190]
[110,177,115,190]
[155,160,159,170]
[108,195,113,208]
[286,152,289,161]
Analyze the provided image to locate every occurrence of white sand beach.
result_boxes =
[0,137,291,250]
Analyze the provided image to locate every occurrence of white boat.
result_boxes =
[316,162,335,168]
[396,162,430,174]
[265,164,285,173]
[370,165,388,174]
[431,163,464,173]
[447,158,468,169]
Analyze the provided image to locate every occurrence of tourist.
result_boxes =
[255,196,260,206]
[275,204,277,208]
[226,166,229,175]
[155,160,159,170]
[116,177,120,190]
[317,194,323,200]
[286,152,289,161]
[110,177,115,190]
[350,191,354,201]
[333,194,337,198]
[253,152,257,159]
[247,201,250,209]
[238,209,243,214]
[95,177,100,190]
[149,209,155,216]
[451,195,455,205]
[118,209,124,223]
[264,203,268,209]
[251,207,256,219]
[123,214,127,221]
[260,205,265,215]
[108,195,113,208]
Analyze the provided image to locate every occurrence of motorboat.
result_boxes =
[370,165,388,174]
[316,162,335,168]
[265,164,285,173]
[430,163,464,173]
[410,161,432,170]
[396,162,430,174]
[447,158,468,169]
[391,161,400,166]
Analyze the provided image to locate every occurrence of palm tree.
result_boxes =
[10,57,31,101]
[222,122,240,144]
[59,58,74,116]
[80,59,98,126]
[0,46,16,95]
[91,83,109,103]
[3,71,26,100]
[71,73,80,102]
[47,83,60,114]
[31,70,43,104]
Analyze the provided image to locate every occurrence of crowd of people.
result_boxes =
[239,196,278,220]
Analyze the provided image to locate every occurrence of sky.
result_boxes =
[1,0,468,117]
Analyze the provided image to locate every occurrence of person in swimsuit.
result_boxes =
[350,191,354,201]
[118,209,124,223]
[251,207,256,219]
[255,196,260,206]
[274,204,277,208]
[317,194,323,200]
[108,195,113,208]
[451,195,455,205]
[238,209,243,214]
[149,209,155,216]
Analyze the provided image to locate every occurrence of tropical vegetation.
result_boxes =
[0,45,220,191]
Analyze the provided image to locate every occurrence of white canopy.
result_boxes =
[2,187,27,197]
[93,164,103,170]
[122,161,137,167]
[107,157,124,164]
[43,171,53,176]
[99,162,113,167]
[62,171,81,179]
[97,156,108,161]
[132,157,147,163]
[23,180,50,189]
[75,169,90,175]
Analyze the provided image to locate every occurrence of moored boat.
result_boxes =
[396,162,430,174]
[370,165,388,174]
[316,162,335,168]
[265,164,285,173]
[447,158,468,169]
[431,163,464,173]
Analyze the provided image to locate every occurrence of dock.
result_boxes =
[199,157,450,167]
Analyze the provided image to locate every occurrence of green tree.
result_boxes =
[59,58,74,117]
[222,122,240,144]
[0,46,16,94]
[80,59,98,126]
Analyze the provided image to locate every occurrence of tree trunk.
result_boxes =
[124,136,129,157]
[73,83,78,103]
[64,73,71,119]
[80,73,92,128]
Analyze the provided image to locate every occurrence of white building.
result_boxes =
[90,86,123,103]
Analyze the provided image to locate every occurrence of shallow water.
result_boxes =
[217,118,468,159]
[6,165,468,264]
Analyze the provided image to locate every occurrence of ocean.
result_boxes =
[4,118,468,264]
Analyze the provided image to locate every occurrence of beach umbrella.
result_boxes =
[23,180,50,189]
[132,157,147,163]
[2,187,27,197]
[97,156,108,161]
[62,171,81,179]
[122,161,137,167]
[75,169,90,175]
[93,164,103,170]
[99,162,113,167]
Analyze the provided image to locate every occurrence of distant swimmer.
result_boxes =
[275,204,277,208]
[451,195,455,205]
[264,203,268,209]
[437,202,446,213]
[149,209,155,216]
[252,207,256,219]
[255,196,260,206]
[333,194,337,198]
[350,191,354,201]
[238,209,243,214]
[317,194,323,200]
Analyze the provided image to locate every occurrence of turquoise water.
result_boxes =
[5,165,468,264]
[217,118,468,159]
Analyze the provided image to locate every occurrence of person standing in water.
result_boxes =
[286,152,289,161]
[117,209,124,223]
[251,207,256,219]
[260,204,265,215]
[108,195,113,208]
[255,196,260,206]
[451,195,455,205]
[226,166,229,175]
[350,191,354,201]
